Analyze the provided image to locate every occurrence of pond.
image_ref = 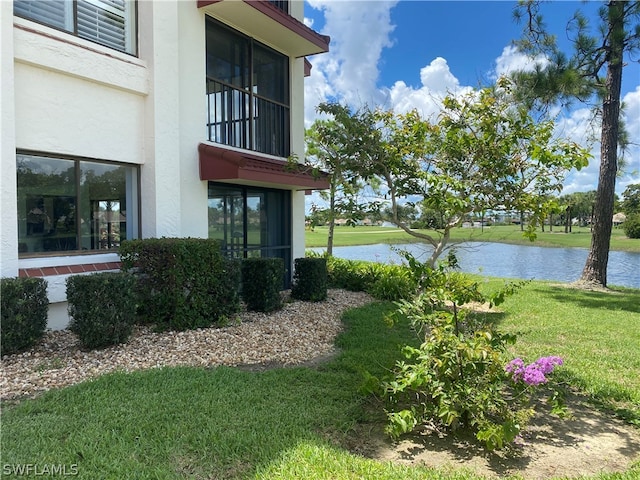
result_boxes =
[310,242,640,289]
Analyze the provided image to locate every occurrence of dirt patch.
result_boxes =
[348,393,640,479]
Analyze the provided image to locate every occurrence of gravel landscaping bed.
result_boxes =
[1,289,373,402]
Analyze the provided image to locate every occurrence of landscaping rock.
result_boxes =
[0,289,373,401]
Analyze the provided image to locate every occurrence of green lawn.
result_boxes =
[306,225,640,252]
[2,283,639,479]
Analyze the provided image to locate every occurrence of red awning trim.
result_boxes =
[197,0,330,57]
[304,57,312,77]
[198,143,330,190]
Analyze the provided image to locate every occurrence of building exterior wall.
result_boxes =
[2,1,324,330]
[1,2,19,279]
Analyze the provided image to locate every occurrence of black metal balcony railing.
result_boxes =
[207,78,290,158]
[268,1,289,14]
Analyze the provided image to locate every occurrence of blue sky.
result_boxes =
[302,0,640,208]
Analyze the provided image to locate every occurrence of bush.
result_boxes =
[120,238,241,331]
[381,255,561,451]
[291,257,328,301]
[0,277,48,356]
[368,264,416,301]
[323,255,416,301]
[241,257,284,312]
[66,272,136,349]
[326,257,375,292]
[623,214,640,239]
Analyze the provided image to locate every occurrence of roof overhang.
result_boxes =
[199,143,330,191]
[197,0,330,58]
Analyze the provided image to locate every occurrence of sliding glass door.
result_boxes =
[208,183,291,288]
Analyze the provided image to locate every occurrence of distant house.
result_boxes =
[613,212,627,226]
[1,1,330,328]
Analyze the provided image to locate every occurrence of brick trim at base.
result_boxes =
[19,262,122,278]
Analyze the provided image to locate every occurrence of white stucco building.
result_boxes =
[0,0,330,329]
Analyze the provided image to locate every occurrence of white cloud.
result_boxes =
[618,86,640,192]
[304,0,398,126]
[491,45,550,79]
[559,87,640,196]
[385,57,474,119]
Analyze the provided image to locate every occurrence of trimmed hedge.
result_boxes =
[0,277,49,356]
[241,257,284,312]
[291,257,327,302]
[120,238,241,331]
[66,272,136,349]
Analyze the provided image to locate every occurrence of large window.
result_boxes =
[17,153,139,255]
[14,0,137,55]
[206,17,290,158]
[208,183,291,287]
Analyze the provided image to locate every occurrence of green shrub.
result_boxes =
[120,238,241,331]
[380,254,561,451]
[623,214,640,239]
[291,257,328,301]
[0,277,48,356]
[66,272,136,349]
[241,257,284,312]
[326,257,374,292]
[368,264,416,301]
[323,256,416,302]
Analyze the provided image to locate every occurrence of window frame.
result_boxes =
[206,16,291,158]
[16,151,141,258]
[13,0,138,56]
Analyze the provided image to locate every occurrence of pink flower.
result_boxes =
[506,356,563,386]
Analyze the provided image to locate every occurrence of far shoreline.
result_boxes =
[305,224,640,253]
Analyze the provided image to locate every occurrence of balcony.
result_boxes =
[206,78,290,158]
[197,0,330,58]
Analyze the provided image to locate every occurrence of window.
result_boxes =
[17,153,139,255]
[206,18,290,157]
[14,0,137,55]
[208,182,291,287]
[268,1,289,14]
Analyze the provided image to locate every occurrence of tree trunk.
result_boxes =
[580,1,624,288]
[327,183,337,257]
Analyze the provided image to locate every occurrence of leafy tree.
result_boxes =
[304,103,379,256]
[513,0,640,287]
[416,201,447,230]
[621,183,640,215]
[333,80,589,267]
[558,191,597,227]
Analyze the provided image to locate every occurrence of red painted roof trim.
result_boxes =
[304,57,312,77]
[199,143,330,190]
[197,0,330,56]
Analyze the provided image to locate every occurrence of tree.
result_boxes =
[621,183,640,215]
[513,0,640,287]
[558,191,597,227]
[304,103,378,256]
[322,80,589,267]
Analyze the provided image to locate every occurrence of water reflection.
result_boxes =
[311,242,640,289]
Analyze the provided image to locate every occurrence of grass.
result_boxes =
[493,281,640,425]
[305,225,640,252]
[2,286,640,479]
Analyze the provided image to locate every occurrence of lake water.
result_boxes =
[311,242,640,289]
